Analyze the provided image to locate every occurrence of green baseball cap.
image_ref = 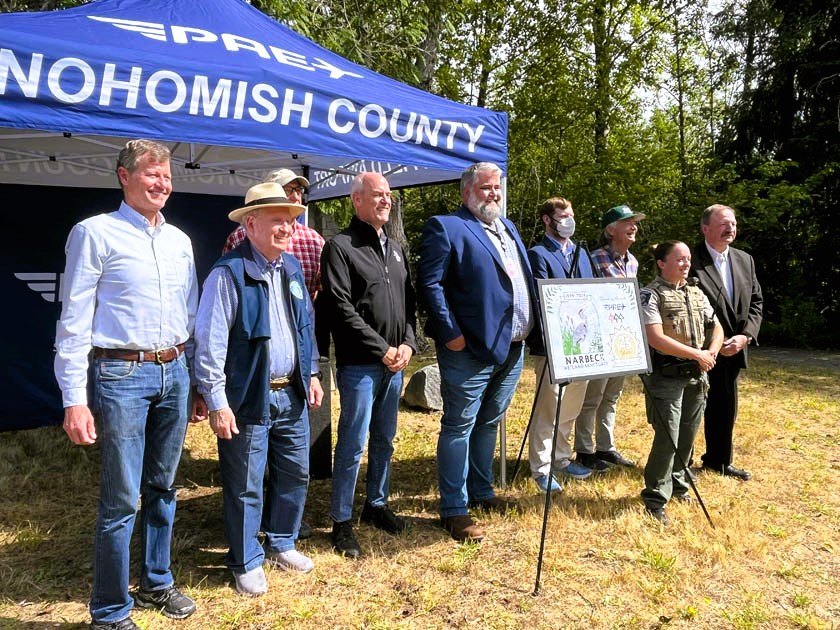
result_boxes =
[601,204,646,228]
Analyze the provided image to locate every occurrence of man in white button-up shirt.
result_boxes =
[54,139,198,630]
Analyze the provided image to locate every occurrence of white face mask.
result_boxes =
[553,216,576,239]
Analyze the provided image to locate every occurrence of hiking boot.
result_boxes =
[331,520,362,559]
[645,507,669,525]
[134,585,196,619]
[441,515,484,542]
[360,502,409,534]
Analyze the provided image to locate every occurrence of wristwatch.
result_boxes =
[311,371,323,380]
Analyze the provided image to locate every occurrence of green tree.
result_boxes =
[715,0,840,346]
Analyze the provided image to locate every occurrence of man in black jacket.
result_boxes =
[320,172,417,558]
[691,204,763,481]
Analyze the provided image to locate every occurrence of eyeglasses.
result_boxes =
[285,184,307,196]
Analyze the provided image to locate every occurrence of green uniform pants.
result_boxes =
[639,372,708,510]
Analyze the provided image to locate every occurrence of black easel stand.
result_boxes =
[511,358,548,483]
[533,377,569,596]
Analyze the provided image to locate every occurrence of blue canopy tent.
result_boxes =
[0,0,509,431]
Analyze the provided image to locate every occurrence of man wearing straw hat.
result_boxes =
[193,182,323,596]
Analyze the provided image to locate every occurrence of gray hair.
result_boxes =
[460,162,502,198]
[350,171,387,195]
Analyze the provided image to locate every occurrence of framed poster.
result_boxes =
[537,277,651,384]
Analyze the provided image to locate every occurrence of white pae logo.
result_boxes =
[15,272,63,303]
[87,16,364,81]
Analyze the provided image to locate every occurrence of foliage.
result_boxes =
[3,0,839,346]
[714,0,840,347]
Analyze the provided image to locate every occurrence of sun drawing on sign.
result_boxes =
[612,328,638,360]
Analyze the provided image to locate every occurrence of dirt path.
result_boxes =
[753,345,840,373]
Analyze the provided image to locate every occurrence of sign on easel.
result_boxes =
[538,277,651,384]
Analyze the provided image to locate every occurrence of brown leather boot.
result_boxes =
[441,515,484,542]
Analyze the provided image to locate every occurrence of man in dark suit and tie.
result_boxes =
[691,204,763,481]
[418,162,538,542]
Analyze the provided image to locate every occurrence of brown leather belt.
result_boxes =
[93,344,185,364]
[269,376,292,390]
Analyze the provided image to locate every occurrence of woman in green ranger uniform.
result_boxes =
[639,241,723,525]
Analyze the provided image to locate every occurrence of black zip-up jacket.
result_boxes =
[320,216,417,366]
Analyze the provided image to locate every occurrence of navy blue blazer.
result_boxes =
[417,205,539,365]
[527,236,595,281]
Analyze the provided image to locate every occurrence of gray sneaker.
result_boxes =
[265,548,315,573]
[234,566,267,597]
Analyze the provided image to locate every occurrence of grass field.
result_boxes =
[1,348,838,629]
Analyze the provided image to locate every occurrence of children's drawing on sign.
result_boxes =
[558,301,603,356]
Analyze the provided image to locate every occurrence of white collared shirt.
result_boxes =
[54,202,198,407]
[706,241,733,302]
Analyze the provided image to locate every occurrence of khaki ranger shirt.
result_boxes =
[641,276,717,353]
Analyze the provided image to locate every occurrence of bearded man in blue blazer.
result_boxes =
[418,162,538,542]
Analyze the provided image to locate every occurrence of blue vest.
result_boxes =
[214,242,313,425]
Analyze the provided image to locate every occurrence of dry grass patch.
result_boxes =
[1,347,838,629]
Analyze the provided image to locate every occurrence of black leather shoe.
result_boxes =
[596,450,635,467]
[576,452,610,472]
[645,507,669,525]
[704,463,751,481]
[360,502,409,534]
[90,618,140,630]
[297,520,313,540]
[134,585,196,619]
[331,520,362,559]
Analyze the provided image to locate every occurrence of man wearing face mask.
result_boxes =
[575,204,646,472]
[526,198,596,492]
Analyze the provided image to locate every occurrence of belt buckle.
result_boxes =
[154,348,166,364]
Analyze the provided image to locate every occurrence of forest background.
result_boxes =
[4,0,839,348]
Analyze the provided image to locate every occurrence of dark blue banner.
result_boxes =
[1,184,236,431]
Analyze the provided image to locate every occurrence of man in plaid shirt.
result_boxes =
[575,205,645,472]
[222,169,324,300]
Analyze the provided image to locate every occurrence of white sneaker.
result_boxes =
[234,566,267,596]
[265,548,315,573]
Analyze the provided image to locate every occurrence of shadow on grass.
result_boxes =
[0,619,87,629]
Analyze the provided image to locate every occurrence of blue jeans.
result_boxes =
[218,387,310,574]
[89,354,190,624]
[331,364,403,523]
[436,342,524,518]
